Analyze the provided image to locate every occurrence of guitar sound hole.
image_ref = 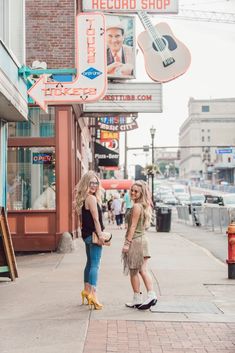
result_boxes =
[152,38,166,52]
[152,35,177,52]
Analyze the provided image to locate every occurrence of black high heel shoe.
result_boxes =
[138,297,157,310]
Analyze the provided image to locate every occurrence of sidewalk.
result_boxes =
[0,221,235,353]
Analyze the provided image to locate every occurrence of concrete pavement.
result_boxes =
[0,219,235,353]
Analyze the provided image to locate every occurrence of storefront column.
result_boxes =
[56,107,72,240]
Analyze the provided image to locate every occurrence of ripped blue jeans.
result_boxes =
[83,235,102,288]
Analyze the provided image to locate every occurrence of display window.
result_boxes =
[7,147,55,210]
[8,107,55,137]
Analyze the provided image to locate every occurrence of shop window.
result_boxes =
[7,147,55,210]
[202,105,210,112]
[8,107,55,137]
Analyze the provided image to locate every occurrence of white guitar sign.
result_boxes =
[137,11,191,83]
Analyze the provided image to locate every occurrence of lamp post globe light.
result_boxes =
[150,126,156,204]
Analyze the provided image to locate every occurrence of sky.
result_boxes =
[119,0,235,172]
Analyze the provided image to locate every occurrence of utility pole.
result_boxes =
[150,126,156,204]
[124,131,128,179]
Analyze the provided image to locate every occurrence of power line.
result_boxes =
[158,9,235,24]
[127,145,235,150]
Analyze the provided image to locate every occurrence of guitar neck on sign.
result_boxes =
[137,11,191,83]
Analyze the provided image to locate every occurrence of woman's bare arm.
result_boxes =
[86,195,103,237]
[126,204,141,242]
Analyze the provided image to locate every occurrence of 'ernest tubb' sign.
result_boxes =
[83,82,162,113]
[82,0,178,13]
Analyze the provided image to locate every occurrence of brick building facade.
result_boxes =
[7,1,92,251]
[26,0,76,69]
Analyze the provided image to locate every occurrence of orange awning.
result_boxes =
[100,179,134,190]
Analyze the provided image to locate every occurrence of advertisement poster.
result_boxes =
[94,141,119,167]
[106,14,136,80]
[95,120,120,166]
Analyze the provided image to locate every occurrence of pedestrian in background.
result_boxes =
[74,171,105,310]
[112,193,123,229]
[107,195,114,224]
[122,180,157,310]
[123,188,133,228]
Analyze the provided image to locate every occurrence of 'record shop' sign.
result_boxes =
[82,0,178,13]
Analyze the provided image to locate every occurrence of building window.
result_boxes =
[7,147,55,210]
[202,136,205,142]
[201,129,204,133]
[8,107,55,138]
[202,105,210,112]
[208,136,210,142]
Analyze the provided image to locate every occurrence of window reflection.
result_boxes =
[8,107,55,137]
[7,147,55,210]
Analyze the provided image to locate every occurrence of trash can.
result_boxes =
[155,206,172,232]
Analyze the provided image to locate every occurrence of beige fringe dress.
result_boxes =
[122,205,150,275]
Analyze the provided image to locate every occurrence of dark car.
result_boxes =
[204,195,224,205]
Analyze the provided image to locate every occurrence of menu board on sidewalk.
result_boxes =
[0,207,18,281]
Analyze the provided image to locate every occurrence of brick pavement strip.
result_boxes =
[83,320,235,353]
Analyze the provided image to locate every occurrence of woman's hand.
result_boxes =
[122,239,132,253]
[98,235,105,246]
[122,243,130,253]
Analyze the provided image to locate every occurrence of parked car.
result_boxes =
[204,194,235,208]
[162,195,178,206]
[220,194,235,208]
[176,193,190,205]
[190,194,205,206]
[188,194,205,215]
[204,194,223,205]
[172,184,187,195]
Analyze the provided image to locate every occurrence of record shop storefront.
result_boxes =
[7,105,90,251]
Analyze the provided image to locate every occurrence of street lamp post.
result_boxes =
[150,126,156,204]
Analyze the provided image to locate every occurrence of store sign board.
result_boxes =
[97,116,138,131]
[32,153,53,164]
[100,130,120,141]
[216,148,233,154]
[82,0,178,13]
[28,13,107,111]
[83,82,162,113]
[95,141,119,166]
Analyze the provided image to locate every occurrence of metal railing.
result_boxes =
[176,205,235,233]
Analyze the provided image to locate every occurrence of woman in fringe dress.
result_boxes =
[122,180,157,310]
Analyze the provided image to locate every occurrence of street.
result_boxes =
[0,217,235,353]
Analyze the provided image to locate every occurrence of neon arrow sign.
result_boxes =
[28,12,107,111]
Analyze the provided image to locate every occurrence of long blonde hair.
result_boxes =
[132,180,152,228]
[74,171,102,215]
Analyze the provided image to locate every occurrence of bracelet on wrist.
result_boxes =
[124,241,130,246]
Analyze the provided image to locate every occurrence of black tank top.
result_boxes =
[81,202,104,239]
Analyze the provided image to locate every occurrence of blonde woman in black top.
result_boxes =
[75,171,105,310]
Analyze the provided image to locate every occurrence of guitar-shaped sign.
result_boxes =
[137,11,191,83]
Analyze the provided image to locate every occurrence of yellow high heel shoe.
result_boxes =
[87,294,103,310]
[81,290,90,305]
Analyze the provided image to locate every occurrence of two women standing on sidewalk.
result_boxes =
[74,171,105,310]
[75,173,157,311]
[122,180,157,310]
